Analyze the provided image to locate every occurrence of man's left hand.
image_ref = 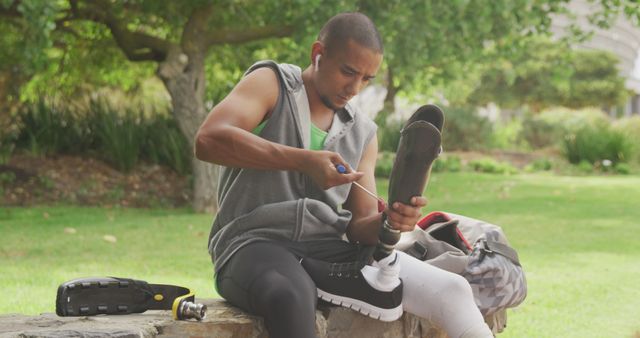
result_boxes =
[384,196,427,232]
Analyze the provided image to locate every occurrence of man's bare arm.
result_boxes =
[194,67,362,188]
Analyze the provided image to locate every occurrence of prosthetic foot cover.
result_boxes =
[375,104,444,261]
[56,276,206,321]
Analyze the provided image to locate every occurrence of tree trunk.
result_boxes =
[157,47,218,214]
[375,67,399,126]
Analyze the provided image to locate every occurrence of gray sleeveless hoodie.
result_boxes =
[208,60,377,274]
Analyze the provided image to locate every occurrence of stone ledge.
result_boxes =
[0,299,453,338]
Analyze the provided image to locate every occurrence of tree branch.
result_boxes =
[206,24,295,47]
[0,0,21,18]
[182,4,215,54]
[72,0,174,62]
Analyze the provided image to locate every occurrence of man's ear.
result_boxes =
[310,41,325,69]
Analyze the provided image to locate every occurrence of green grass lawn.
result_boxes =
[1,172,640,337]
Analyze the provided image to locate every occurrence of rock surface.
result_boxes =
[0,299,449,338]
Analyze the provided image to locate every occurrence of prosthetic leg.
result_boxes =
[372,104,443,288]
[56,276,206,321]
[300,105,444,322]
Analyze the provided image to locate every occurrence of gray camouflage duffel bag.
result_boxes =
[397,211,527,332]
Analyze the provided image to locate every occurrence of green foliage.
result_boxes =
[524,158,554,172]
[375,151,395,178]
[13,99,191,174]
[612,116,640,163]
[0,171,16,185]
[18,21,157,102]
[91,102,145,172]
[562,125,632,166]
[614,163,631,175]
[491,119,528,151]
[359,1,572,100]
[377,120,403,153]
[521,114,562,149]
[15,100,90,155]
[88,100,191,174]
[432,155,462,173]
[442,107,493,151]
[144,115,192,175]
[468,36,572,110]
[529,107,634,170]
[468,158,518,174]
[11,0,61,72]
[0,121,17,165]
[520,107,610,149]
[577,160,594,173]
[468,36,628,111]
[565,50,628,108]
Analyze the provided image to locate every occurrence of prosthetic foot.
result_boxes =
[56,277,206,321]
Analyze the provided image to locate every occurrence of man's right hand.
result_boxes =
[300,150,364,190]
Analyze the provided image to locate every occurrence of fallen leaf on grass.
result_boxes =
[103,235,117,243]
[64,227,76,234]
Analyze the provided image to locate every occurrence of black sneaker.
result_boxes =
[300,256,403,321]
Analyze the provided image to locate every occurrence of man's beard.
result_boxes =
[320,94,342,111]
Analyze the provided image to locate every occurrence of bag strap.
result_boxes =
[478,239,521,266]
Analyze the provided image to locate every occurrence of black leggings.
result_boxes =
[215,240,360,338]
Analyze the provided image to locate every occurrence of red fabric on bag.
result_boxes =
[417,211,473,251]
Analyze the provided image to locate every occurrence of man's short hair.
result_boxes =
[317,12,383,55]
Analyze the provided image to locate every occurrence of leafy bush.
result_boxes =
[432,154,462,172]
[468,158,518,174]
[377,120,403,153]
[0,129,17,165]
[0,172,16,185]
[562,125,631,166]
[90,101,146,172]
[577,160,593,173]
[612,116,640,163]
[375,151,395,177]
[442,106,493,151]
[144,115,191,175]
[491,119,527,151]
[16,100,91,155]
[521,115,561,149]
[520,107,609,149]
[524,158,553,172]
[13,99,191,174]
[614,163,631,175]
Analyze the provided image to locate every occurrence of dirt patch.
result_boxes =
[446,149,558,168]
[0,154,191,208]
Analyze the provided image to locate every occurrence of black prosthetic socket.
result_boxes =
[373,104,444,261]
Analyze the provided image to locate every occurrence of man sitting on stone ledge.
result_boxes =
[195,12,494,338]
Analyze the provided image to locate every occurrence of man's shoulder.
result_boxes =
[244,60,303,92]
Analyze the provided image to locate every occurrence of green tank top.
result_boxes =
[253,120,327,150]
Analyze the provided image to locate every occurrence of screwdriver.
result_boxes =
[335,164,386,212]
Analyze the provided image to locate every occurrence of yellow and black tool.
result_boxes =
[55,277,206,321]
